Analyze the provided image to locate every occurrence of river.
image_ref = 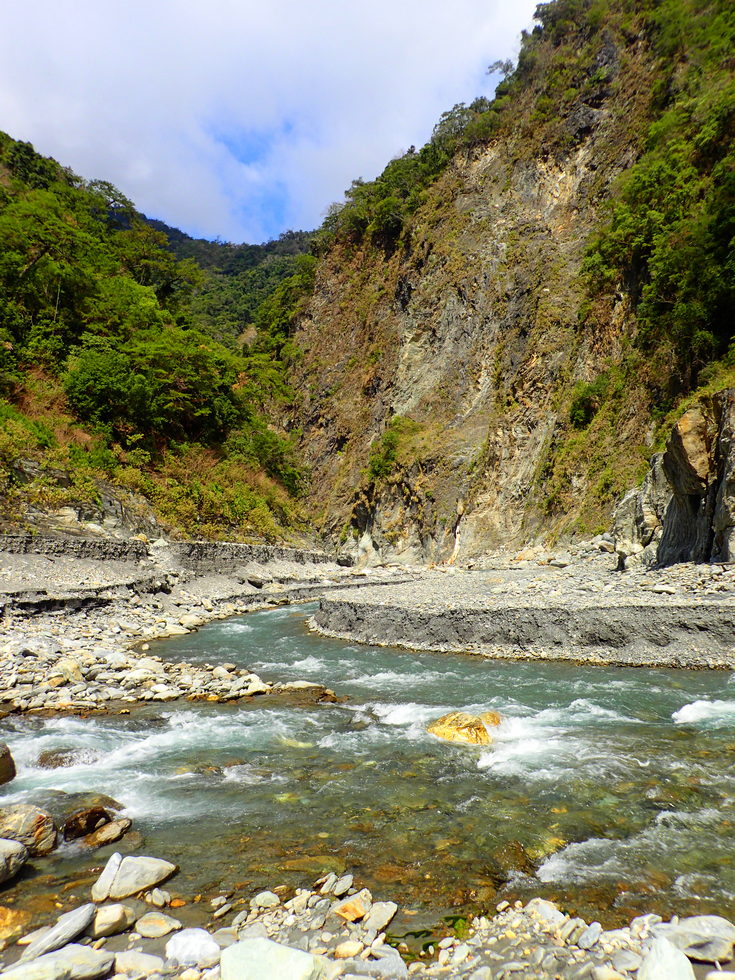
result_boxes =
[4,602,735,931]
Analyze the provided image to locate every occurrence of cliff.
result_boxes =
[287,0,734,563]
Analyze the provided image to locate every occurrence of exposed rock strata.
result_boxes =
[614,389,735,567]
[313,561,735,667]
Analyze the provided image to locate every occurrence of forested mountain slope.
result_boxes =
[282,0,735,560]
[0,135,308,541]
[0,0,732,556]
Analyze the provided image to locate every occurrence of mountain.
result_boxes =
[281,0,735,560]
[0,0,732,556]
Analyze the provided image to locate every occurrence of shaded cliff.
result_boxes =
[286,0,735,562]
[614,389,735,567]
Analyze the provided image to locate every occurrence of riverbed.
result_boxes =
[3,602,735,931]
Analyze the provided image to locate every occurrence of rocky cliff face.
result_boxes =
[289,23,660,562]
[614,389,735,567]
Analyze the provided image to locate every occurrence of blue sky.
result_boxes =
[1,0,539,244]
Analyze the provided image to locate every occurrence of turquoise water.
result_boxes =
[4,603,735,926]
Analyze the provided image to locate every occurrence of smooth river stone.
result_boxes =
[91,903,136,938]
[114,951,165,977]
[93,853,177,900]
[166,927,222,968]
[654,915,735,963]
[0,838,28,885]
[639,937,695,980]
[20,904,96,962]
[135,911,182,938]
[3,943,114,980]
[362,901,398,934]
[90,852,122,902]
[220,938,325,980]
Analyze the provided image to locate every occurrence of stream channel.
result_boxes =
[4,602,735,932]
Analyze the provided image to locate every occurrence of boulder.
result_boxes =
[427,711,501,745]
[653,915,735,963]
[91,852,177,901]
[0,742,16,785]
[2,943,114,980]
[62,807,112,842]
[19,904,96,962]
[166,927,222,968]
[0,805,57,856]
[0,838,29,885]
[220,938,325,980]
[639,937,696,980]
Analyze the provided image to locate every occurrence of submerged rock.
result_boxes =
[427,710,501,745]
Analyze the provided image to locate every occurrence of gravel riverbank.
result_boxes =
[312,555,735,668]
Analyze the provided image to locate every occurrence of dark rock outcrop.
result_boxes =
[614,389,735,567]
[0,743,16,786]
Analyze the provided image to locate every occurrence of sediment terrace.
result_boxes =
[312,558,735,668]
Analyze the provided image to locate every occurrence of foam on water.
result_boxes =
[672,699,735,725]
[219,622,254,635]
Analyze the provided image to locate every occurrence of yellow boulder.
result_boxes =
[427,710,501,745]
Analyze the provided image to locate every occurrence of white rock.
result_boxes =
[166,927,222,968]
[220,938,325,980]
[251,890,280,910]
[2,943,114,980]
[91,851,123,902]
[20,904,96,962]
[639,937,696,980]
[107,854,177,899]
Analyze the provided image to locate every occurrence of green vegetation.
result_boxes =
[0,132,308,540]
[366,416,424,484]
[584,0,735,387]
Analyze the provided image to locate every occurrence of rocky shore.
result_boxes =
[2,535,735,978]
[312,549,735,668]
[0,852,732,979]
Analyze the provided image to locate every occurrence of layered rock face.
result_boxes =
[289,27,659,562]
[614,390,735,567]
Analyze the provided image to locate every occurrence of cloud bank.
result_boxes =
[1,0,538,243]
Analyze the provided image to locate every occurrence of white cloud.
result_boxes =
[0,0,538,243]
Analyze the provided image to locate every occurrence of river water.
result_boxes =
[4,603,735,928]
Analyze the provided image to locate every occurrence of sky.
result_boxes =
[0,0,539,245]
